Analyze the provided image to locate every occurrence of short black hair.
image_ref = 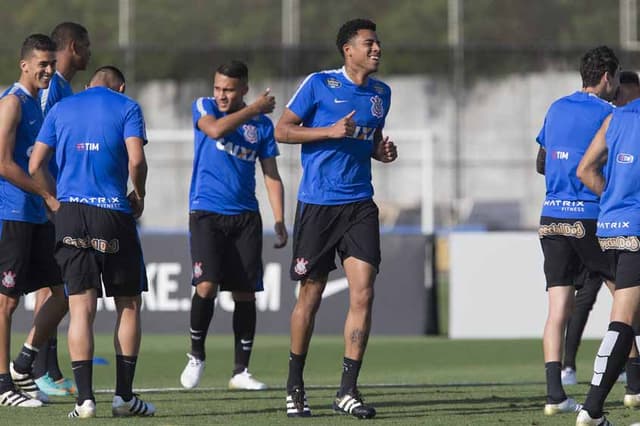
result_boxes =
[336,18,377,57]
[216,60,248,85]
[51,22,88,51]
[620,70,640,86]
[91,65,126,86]
[20,34,56,59]
[580,46,619,88]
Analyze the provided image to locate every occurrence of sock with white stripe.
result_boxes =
[115,355,137,401]
[339,357,362,396]
[233,300,256,375]
[583,321,633,418]
[190,292,214,361]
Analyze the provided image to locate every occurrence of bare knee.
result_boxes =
[196,281,217,299]
[350,286,374,312]
[0,294,19,316]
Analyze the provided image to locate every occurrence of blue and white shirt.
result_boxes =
[537,91,613,219]
[36,86,147,213]
[286,67,391,205]
[0,83,46,223]
[189,97,279,215]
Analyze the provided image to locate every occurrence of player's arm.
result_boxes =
[275,108,356,144]
[260,156,288,248]
[372,128,398,163]
[28,141,58,212]
[577,114,611,196]
[125,136,147,218]
[0,95,42,195]
[536,146,546,175]
[198,89,275,139]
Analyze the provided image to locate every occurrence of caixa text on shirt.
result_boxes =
[216,139,257,162]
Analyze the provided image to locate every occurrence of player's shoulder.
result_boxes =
[253,113,274,129]
[0,85,25,110]
[193,96,216,111]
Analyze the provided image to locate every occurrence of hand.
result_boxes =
[44,194,60,214]
[251,88,276,115]
[127,191,144,219]
[328,110,356,138]
[373,136,398,163]
[273,221,288,248]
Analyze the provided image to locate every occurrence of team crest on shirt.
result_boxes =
[193,262,203,279]
[294,258,309,276]
[2,271,16,288]
[370,95,384,118]
[242,124,258,144]
[326,78,342,89]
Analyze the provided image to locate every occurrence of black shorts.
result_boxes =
[189,210,263,292]
[290,199,381,281]
[598,236,640,289]
[54,202,148,297]
[539,216,614,289]
[0,220,62,296]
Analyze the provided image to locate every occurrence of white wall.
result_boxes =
[449,232,612,339]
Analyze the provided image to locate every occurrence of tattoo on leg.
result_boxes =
[350,329,369,350]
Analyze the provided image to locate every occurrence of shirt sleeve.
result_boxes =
[124,103,147,144]
[192,97,221,130]
[286,73,317,121]
[536,117,546,147]
[258,118,279,159]
[36,106,58,148]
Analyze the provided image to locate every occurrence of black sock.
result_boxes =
[13,344,38,375]
[340,357,362,396]
[545,361,566,403]
[233,300,256,375]
[287,352,307,393]
[626,356,640,394]
[0,373,14,393]
[584,321,634,418]
[115,355,137,401]
[32,343,48,379]
[46,337,63,381]
[71,360,94,404]
[189,292,215,361]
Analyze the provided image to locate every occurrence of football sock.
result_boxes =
[71,360,94,404]
[115,355,137,401]
[190,292,215,361]
[13,343,38,375]
[46,337,64,381]
[584,321,634,418]
[32,342,48,379]
[232,300,256,375]
[287,352,307,393]
[545,361,566,403]
[339,357,362,396]
[626,355,640,394]
[0,373,13,393]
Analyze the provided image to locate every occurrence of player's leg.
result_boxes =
[562,270,602,385]
[180,211,224,389]
[66,288,98,418]
[228,211,266,390]
[331,200,380,419]
[31,289,50,382]
[100,207,154,417]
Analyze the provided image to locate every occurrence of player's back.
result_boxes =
[538,91,613,219]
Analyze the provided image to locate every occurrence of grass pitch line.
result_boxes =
[95,381,545,394]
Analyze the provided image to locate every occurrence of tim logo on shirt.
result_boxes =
[76,142,100,151]
[552,151,569,160]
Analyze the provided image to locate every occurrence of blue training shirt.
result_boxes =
[286,67,391,205]
[39,71,73,116]
[597,98,640,237]
[537,91,613,219]
[39,71,74,179]
[0,83,47,223]
[189,97,279,215]
[36,86,147,213]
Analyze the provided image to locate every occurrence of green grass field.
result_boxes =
[3,334,640,425]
